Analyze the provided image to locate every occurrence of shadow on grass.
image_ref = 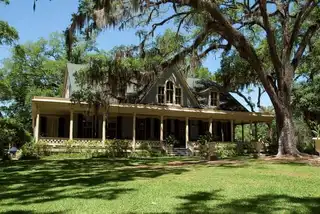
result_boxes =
[217,194,320,214]
[129,191,320,214]
[0,158,189,207]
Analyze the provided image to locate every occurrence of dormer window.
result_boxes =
[157,81,182,105]
[166,81,174,103]
[210,91,219,106]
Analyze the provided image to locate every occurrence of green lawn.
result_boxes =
[1,156,320,214]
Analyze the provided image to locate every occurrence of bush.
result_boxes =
[216,143,238,158]
[130,150,151,158]
[19,142,40,160]
[35,140,51,156]
[197,134,217,160]
[104,139,130,158]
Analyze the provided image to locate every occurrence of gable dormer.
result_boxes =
[196,88,220,108]
[209,90,220,107]
[140,69,199,108]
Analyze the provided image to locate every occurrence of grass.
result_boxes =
[1,156,320,214]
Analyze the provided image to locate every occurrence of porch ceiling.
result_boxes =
[32,96,274,124]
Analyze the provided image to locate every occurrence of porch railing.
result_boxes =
[39,137,102,146]
[38,137,162,148]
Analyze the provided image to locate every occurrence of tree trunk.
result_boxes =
[274,102,300,157]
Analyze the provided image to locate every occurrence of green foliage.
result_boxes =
[165,135,179,146]
[0,1,18,46]
[293,76,320,116]
[130,150,151,158]
[216,143,238,159]
[104,139,130,158]
[19,142,40,160]
[197,133,214,145]
[63,140,77,153]
[131,141,166,158]
[0,33,97,135]
[0,20,19,46]
[0,118,32,159]
[294,118,315,154]
[0,33,67,131]
[311,122,320,138]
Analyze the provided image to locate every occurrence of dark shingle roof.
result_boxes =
[66,63,248,111]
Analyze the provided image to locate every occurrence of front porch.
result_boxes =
[32,97,274,152]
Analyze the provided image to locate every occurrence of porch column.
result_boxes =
[102,113,106,144]
[231,120,234,142]
[34,110,40,143]
[160,115,164,142]
[69,110,73,140]
[132,113,136,151]
[185,117,189,148]
[209,118,213,134]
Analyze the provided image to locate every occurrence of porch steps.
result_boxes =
[169,148,191,156]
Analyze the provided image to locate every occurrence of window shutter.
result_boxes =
[154,118,160,139]
[58,117,66,137]
[117,116,122,139]
[146,118,151,140]
[175,119,179,141]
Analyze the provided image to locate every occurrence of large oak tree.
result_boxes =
[66,0,320,156]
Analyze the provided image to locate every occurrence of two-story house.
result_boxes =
[32,63,273,153]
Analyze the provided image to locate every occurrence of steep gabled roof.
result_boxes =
[64,63,248,111]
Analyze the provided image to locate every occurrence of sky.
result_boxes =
[0,0,272,110]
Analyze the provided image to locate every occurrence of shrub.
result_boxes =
[35,140,51,156]
[130,150,151,158]
[216,143,238,158]
[64,140,77,153]
[197,134,217,160]
[104,139,130,158]
[20,142,40,160]
[165,135,179,147]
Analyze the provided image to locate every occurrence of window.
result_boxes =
[175,88,181,104]
[211,92,219,106]
[158,86,164,103]
[166,81,173,103]
[157,81,182,105]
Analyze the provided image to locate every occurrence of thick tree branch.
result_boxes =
[197,43,229,59]
[288,0,317,56]
[161,25,212,68]
[292,21,320,70]
[139,11,191,57]
[259,0,282,75]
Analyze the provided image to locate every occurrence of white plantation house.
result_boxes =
[32,63,273,155]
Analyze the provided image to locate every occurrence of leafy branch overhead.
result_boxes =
[0,0,19,46]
